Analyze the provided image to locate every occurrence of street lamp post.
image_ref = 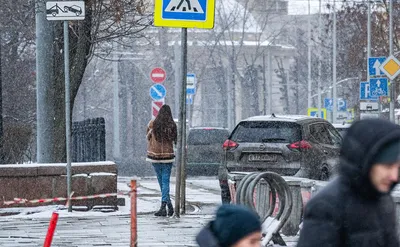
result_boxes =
[311,77,358,99]
[332,0,338,123]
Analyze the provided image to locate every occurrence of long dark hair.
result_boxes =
[153,105,177,143]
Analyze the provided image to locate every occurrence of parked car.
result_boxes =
[332,123,351,137]
[218,114,343,202]
[186,127,230,176]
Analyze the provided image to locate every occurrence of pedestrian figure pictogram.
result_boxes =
[166,0,204,13]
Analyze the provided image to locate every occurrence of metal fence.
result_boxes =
[72,118,106,162]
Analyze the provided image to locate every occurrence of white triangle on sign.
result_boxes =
[165,0,204,14]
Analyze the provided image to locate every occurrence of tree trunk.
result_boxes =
[52,8,93,162]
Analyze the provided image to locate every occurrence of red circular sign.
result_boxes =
[150,67,166,83]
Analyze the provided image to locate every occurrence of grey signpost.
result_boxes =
[153,0,216,217]
[46,1,85,212]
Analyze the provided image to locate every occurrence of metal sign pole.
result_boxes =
[332,0,337,124]
[307,0,312,109]
[64,20,72,213]
[174,28,188,218]
[317,0,322,119]
[45,0,85,213]
[389,0,395,122]
[180,27,188,215]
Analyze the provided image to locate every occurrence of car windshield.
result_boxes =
[188,129,230,145]
[231,121,302,143]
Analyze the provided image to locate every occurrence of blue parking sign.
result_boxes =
[337,98,347,111]
[324,98,333,112]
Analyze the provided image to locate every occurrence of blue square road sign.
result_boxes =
[369,78,388,98]
[368,57,386,76]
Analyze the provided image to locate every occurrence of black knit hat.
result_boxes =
[210,204,262,247]
[371,140,400,165]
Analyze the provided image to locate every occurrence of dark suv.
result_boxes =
[218,114,342,202]
[186,127,230,176]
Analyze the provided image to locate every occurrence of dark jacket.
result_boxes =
[297,119,400,247]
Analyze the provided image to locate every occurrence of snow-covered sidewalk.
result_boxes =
[0,176,222,219]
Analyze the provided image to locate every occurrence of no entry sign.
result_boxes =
[150,67,166,83]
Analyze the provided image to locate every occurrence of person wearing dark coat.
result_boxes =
[297,118,400,247]
[196,204,262,247]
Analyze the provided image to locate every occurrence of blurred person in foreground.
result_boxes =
[297,119,400,247]
[196,204,262,247]
[146,105,177,217]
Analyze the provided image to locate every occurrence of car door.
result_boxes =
[307,122,334,178]
[323,123,342,174]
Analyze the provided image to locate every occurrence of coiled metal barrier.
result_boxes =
[235,172,293,246]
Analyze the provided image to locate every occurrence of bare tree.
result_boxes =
[0,0,36,163]
[189,0,297,122]
[45,0,152,162]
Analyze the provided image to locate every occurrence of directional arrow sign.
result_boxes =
[373,60,381,75]
[150,84,167,101]
[368,57,386,76]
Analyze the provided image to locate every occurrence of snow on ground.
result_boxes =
[186,177,220,191]
[0,177,221,219]
[0,195,161,219]
[139,179,221,204]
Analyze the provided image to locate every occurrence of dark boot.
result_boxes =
[154,202,167,217]
[167,202,174,217]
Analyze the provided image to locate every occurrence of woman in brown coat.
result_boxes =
[146,105,177,216]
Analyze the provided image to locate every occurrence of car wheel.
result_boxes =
[320,167,330,181]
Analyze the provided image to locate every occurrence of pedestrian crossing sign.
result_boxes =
[154,0,215,29]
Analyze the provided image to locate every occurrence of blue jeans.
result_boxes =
[152,163,172,203]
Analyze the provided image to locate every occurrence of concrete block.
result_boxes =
[0,166,38,177]
[52,176,68,198]
[89,174,117,207]
[0,162,118,209]
[72,164,117,175]
[37,166,65,176]
[71,175,90,207]
[0,178,19,202]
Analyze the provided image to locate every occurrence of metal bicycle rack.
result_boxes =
[235,172,293,246]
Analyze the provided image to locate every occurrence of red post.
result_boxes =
[43,212,59,247]
[130,180,137,247]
